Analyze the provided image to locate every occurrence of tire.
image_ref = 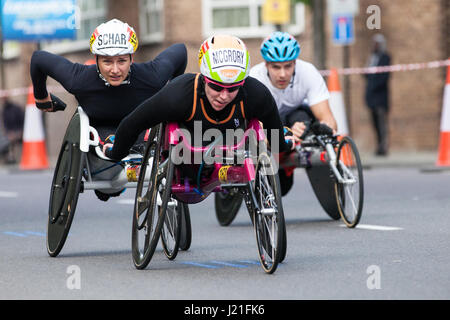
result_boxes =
[178,203,192,251]
[214,190,243,226]
[305,150,341,220]
[131,124,175,269]
[251,151,286,274]
[334,136,364,228]
[161,195,182,260]
[47,112,84,257]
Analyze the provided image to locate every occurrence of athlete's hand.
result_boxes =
[319,121,337,136]
[284,135,296,151]
[35,94,53,112]
[290,122,306,141]
[103,143,113,155]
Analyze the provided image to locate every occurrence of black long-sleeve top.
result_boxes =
[30,43,187,127]
[105,73,289,161]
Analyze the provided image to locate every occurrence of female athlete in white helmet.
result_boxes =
[30,18,187,200]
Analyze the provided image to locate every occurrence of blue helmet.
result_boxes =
[260,32,300,62]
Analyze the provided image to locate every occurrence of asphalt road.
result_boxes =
[0,166,449,301]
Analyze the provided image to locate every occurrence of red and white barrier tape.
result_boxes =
[1,59,449,98]
[319,59,450,76]
[0,84,64,98]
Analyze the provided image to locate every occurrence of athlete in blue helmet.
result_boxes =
[250,31,337,195]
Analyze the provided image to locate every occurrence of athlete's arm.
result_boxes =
[310,100,337,133]
[105,74,193,160]
[244,78,290,152]
[30,50,84,100]
[290,99,337,138]
[140,43,187,87]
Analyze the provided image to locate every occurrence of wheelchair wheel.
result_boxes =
[251,151,286,274]
[132,124,175,269]
[306,161,341,221]
[179,203,192,251]
[334,136,364,228]
[161,196,182,260]
[47,112,84,257]
[214,190,243,226]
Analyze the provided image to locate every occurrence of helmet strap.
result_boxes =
[290,69,295,88]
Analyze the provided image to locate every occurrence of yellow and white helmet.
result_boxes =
[198,35,250,84]
[90,19,138,56]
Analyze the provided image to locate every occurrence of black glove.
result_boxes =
[35,94,66,112]
[311,122,333,136]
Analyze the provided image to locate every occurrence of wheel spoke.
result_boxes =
[335,137,364,227]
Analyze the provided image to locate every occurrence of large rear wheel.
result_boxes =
[47,112,84,257]
[132,125,175,269]
[252,151,286,274]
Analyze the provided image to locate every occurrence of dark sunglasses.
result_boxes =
[204,77,245,93]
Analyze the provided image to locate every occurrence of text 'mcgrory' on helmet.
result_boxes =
[198,35,250,84]
[260,31,300,62]
[90,18,138,56]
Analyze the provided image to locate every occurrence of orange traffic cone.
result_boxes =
[436,61,450,166]
[327,68,349,136]
[84,59,96,65]
[327,69,353,165]
[20,86,49,170]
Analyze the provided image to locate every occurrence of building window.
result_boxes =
[202,0,305,38]
[77,0,107,41]
[42,0,106,54]
[1,41,20,60]
[139,0,164,43]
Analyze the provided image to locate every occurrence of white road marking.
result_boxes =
[116,199,134,205]
[340,224,403,231]
[0,191,18,198]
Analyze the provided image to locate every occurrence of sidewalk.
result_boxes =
[0,151,444,172]
[360,151,439,169]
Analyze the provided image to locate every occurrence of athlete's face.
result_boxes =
[265,60,295,89]
[204,81,240,111]
[97,54,132,86]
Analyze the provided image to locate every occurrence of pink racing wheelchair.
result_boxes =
[132,119,287,274]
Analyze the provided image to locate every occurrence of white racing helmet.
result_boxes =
[198,35,250,84]
[90,18,138,56]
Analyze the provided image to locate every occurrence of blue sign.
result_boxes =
[1,0,77,41]
[332,15,354,45]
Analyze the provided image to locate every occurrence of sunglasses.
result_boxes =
[204,77,245,93]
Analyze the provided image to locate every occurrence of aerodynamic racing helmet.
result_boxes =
[260,32,300,62]
[198,35,250,84]
[90,19,138,56]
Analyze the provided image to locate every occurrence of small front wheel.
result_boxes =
[178,203,192,251]
[334,136,364,228]
[214,190,243,226]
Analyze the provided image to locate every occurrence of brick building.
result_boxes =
[0,0,449,161]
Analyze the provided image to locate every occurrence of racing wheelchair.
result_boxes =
[215,121,364,228]
[46,106,191,257]
[131,119,287,274]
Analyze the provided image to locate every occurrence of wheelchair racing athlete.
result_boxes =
[250,31,337,195]
[103,35,293,166]
[30,18,187,201]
